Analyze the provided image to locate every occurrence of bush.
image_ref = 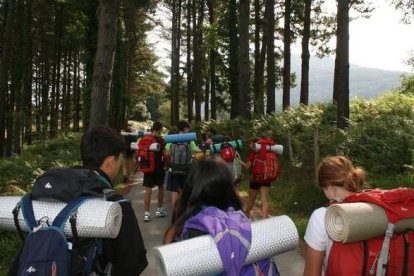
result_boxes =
[0,231,21,274]
[0,133,82,193]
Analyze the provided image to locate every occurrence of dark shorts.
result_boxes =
[250,182,271,190]
[167,173,186,192]
[143,171,166,188]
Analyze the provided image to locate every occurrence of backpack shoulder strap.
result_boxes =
[20,194,37,231]
[52,196,91,228]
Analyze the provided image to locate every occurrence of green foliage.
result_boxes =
[399,74,414,94]
[369,172,414,189]
[346,92,414,173]
[0,231,21,274]
[208,90,414,216]
[0,133,82,194]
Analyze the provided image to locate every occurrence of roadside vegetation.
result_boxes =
[1,89,414,273]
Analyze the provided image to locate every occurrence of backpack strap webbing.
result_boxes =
[20,194,37,231]
[52,196,91,228]
[376,223,395,276]
[12,200,25,240]
[403,233,409,276]
[361,240,368,276]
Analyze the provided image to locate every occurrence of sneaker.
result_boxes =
[144,212,151,222]
[155,208,167,218]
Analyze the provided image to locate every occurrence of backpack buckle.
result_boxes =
[33,216,50,232]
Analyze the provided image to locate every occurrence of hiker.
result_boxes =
[218,135,243,189]
[165,120,198,209]
[163,156,278,275]
[121,123,137,185]
[207,126,223,145]
[303,155,365,276]
[243,137,281,219]
[140,121,168,222]
[8,126,148,276]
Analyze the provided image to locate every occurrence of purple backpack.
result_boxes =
[181,207,279,276]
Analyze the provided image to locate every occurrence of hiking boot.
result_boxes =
[144,212,151,222]
[155,208,167,218]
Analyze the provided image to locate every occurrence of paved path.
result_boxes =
[125,173,305,275]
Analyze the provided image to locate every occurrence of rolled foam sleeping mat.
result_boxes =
[325,202,414,243]
[210,140,243,154]
[253,143,284,155]
[155,215,298,276]
[0,196,122,238]
[120,131,151,139]
[130,142,160,151]
[164,132,197,143]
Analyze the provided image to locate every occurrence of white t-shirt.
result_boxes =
[304,207,333,275]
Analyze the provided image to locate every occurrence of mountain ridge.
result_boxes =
[275,54,404,109]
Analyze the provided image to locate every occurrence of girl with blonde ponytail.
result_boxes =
[303,156,366,276]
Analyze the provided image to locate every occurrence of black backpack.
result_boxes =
[30,168,105,202]
[11,194,104,276]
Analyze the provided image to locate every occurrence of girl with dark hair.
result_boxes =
[166,156,243,240]
[163,156,278,275]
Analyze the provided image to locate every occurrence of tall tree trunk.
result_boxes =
[109,19,125,131]
[73,51,81,132]
[39,15,51,147]
[23,0,33,145]
[238,0,251,118]
[265,0,275,114]
[282,0,291,110]
[186,0,193,122]
[207,0,216,120]
[35,70,41,133]
[300,0,311,105]
[204,73,210,120]
[12,0,26,155]
[253,0,264,115]
[82,0,99,130]
[89,0,119,128]
[0,0,16,156]
[50,3,63,137]
[193,0,204,122]
[333,0,350,129]
[64,48,72,132]
[61,51,68,131]
[171,0,182,126]
[228,0,239,118]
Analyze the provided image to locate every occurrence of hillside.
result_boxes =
[275,54,405,108]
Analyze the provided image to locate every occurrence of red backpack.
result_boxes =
[137,135,160,174]
[251,137,281,183]
[220,142,236,162]
[326,188,414,276]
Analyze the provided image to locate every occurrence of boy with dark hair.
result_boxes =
[143,121,168,222]
[79,126,148,275]
[15,126,148,276]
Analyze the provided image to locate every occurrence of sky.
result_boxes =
[149,1,414,73]
[321,0,414,72]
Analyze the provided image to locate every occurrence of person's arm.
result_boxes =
[163,226,175,244]
[243,151,254,169]
[242,160,251,169]
[303,245,324,276]
[303,207,328,276]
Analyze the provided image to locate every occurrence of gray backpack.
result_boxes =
[170,142,192,175]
